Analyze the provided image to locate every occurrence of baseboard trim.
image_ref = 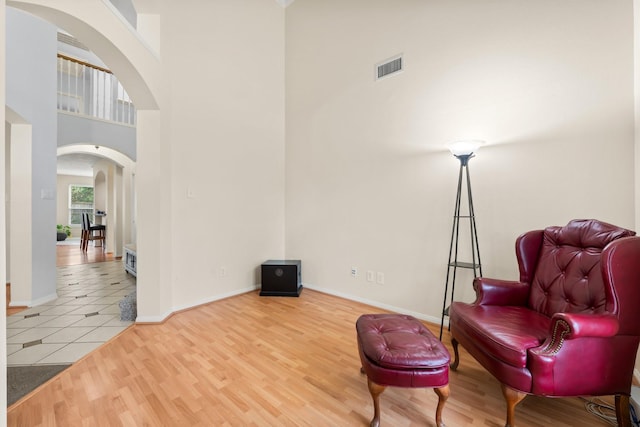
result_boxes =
[302,282,442,326]
[135,310,174,324]
[171,285,260,314]
[10,292,58,308]
[135,285,260,324]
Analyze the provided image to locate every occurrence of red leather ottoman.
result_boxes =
[356,314,451,427]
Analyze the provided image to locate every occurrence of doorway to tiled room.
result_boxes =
[6,241,136,405]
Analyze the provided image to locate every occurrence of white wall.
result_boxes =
[285,0,635,322]
[159,0,286,313]
[6,0,634,328]
[6,8,57,304]
[58,114,136,161]
[633,0,640,373]
[0,0,6,413]
[93,159,121,255]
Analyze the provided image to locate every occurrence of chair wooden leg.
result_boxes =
[434,384,450,427]
[616,394,632,427]
[501,384,526,427]
[450,338,460,371]
[367,377,386,427]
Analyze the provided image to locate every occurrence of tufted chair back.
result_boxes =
[528,219,635,317]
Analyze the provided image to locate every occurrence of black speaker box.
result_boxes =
[260,260,302,297]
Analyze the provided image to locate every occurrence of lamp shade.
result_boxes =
[447,140,485,157]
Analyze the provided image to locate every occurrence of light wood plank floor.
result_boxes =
[56,241,114,267]
[7,289,612,426]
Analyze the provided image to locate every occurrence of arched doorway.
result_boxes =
[5,0,163,310]
[57,144,137,257]
[2,0,163,410]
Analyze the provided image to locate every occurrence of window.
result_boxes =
[69,185,94,225]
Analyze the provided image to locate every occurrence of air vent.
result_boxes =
[57,32,89,51]
[376,55,403,80]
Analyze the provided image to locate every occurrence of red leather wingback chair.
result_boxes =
[449,219,640,427]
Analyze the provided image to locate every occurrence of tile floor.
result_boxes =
[7,260,136,366]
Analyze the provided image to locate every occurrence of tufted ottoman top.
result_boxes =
[356,314,450,370]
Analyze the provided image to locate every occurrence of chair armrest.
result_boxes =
[535,313,619,355]
[474,277,529,306]
[551,313,619,339]
[528,313,622,394]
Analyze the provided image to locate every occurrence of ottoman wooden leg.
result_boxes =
[434,384,450,427]
[367,377,386,427]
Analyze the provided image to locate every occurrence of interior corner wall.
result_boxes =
[285,0,635,321]
[161,0,285,312]
[633,0,640,376]
[4,123,9,283]
[135,109,171,321]
[6,7,57,305]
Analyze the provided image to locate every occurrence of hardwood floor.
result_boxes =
[55,241,114,267]
[6,289,612,426]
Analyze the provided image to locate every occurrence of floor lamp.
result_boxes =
[439,140,484,340]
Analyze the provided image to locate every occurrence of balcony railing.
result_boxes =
[57,53,136,126]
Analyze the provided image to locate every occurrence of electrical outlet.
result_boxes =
[351,266,358,278]
[376,272,385,285]
[219,267,227,278]
[366,271,375,282]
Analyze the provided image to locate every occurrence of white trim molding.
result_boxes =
[135,285,260,323]
[301,282,443,326]
[11,292,58,308]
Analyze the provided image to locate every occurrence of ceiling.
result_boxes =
[57,153,99,177]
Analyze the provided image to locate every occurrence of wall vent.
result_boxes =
[57,32,89,51]
[376,55,403,80]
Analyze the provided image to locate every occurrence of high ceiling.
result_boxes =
[57,153,99,177]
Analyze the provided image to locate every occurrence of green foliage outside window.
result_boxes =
[71,186,94,204]
[69,185,94,225]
